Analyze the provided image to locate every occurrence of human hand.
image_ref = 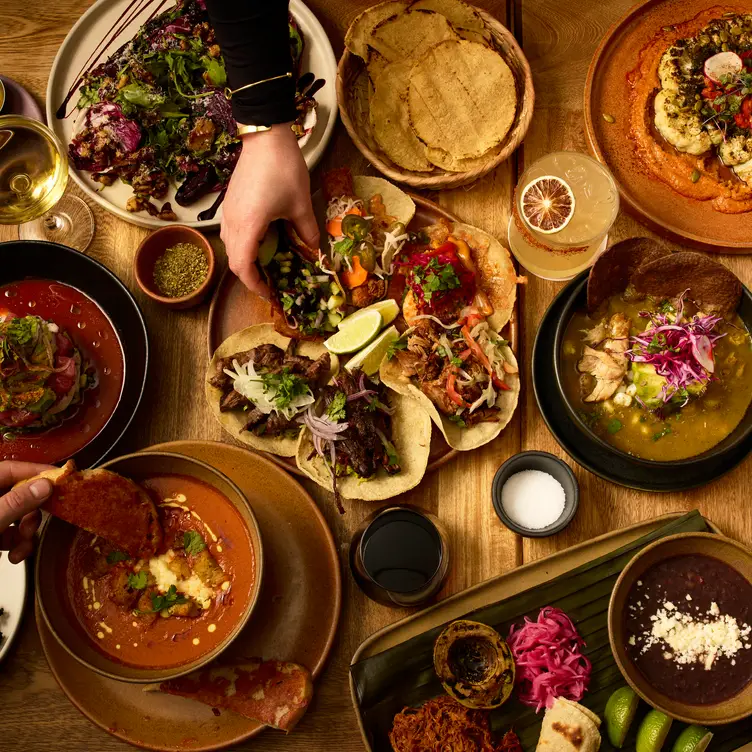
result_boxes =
[0,461,55,564]
[221,124,320,298]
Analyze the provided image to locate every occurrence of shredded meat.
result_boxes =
[577,313,630,402]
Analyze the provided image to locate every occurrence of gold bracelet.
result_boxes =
[236,123,272,136]
[223,71,292,100]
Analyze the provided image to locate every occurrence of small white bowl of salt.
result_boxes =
[491,451,579,537]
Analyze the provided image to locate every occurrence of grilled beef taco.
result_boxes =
[206,324,338,457]
[396,218,519,333]
[259,224,348,340]
[380,316,520,451]
[294,367,431,507]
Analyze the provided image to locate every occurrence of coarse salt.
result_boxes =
[500,469,566,530]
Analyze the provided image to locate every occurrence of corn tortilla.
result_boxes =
[369,9,457,63]
[408,39,517,159]
[295,390,432,501]
[345,0,409,59]
[425,143,504,172]
[205,324,338,458]
[410,0,486,31]
[535,698,601,752]
[370,60,434,172]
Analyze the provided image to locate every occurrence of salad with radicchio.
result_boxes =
[66,0,320,221]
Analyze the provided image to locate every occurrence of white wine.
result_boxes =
[0,116,68,225]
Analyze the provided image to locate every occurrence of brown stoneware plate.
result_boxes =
[37,440,341,752]
[609,532,752,725]
[585,0,752,252]
[207,193,517,477]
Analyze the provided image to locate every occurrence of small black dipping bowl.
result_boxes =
[492,451,579,537]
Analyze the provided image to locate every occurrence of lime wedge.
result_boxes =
[257,224,279,267]
[605,687,639,748]
[672,726,713,752]
[340,299,399,328]
[636,710,674,752]
[324,309,382,355]
[345,326,400,375]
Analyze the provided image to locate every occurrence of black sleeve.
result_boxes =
[204,0,296,126]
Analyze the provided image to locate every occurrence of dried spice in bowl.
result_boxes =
[153,242,209,298]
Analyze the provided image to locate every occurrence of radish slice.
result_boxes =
[691,334,715,373]
[704,51,743,83]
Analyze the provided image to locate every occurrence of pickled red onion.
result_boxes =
[507,606,591,712]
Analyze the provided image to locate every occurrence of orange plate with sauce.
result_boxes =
[37,441,341,752]
[207,193,517,476]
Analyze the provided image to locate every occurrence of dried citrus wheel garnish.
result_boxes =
[520,176,575,234]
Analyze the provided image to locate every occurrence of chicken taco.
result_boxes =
[294,367,431,507]
[205,324,338,457]
[259,225,348,340]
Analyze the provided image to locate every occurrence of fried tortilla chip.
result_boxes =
[369,9,457,63]
[345,0,409,59]
[145,659,313,732]
[408,39,517,159]
[587,237,670,313]
[370,59,434,172]
[410,0,486,32]
[632,251,743,314]
[23,460,161,558]
[425,142,504,172]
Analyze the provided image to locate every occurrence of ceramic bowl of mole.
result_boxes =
[134,225,216,310]
[609,532,752,725]
[36,451,263,684]
[491,451,579,537]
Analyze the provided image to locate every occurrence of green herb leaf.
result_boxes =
[261,368,309,410]
[386,338,408,360]
[326,390,347,421]
[201,56,226,87]
[447,415,467,428]
[607,418,623,434]
[450,356,464,367]
[281,293,294,312]
[150,584,188,613]
[183,530,206,556]
[419,259,461,304]
[333,238,354,257]
[127,571,148,590]
[107,551,130,564]
[652,425,672,441]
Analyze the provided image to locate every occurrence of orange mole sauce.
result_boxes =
[0,279,125,462]
[65,474,255,670]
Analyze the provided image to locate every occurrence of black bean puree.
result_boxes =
[624,554,752,705]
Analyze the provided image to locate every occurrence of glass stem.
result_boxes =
[44,214,59,231]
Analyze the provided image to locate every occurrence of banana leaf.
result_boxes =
[350,511,752,751]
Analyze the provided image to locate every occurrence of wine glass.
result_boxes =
[0,114,94,252]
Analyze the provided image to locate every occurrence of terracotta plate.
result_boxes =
[585,0,752,252]
[38,440,341,752]
[207,194,518,476]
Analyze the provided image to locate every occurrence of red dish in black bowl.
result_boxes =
[0,241,148,467]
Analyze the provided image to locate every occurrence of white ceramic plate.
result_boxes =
[45,0,338,229]
[0,557,28,663]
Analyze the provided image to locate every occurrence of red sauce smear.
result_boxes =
[0,279,125,463]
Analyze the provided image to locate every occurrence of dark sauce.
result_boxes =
[624,554,752,705]
[361,509,442,594]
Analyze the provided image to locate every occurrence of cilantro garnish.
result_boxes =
[607,419,623,435]
[417,258,461,304]
[261,368,309,410]
[448,415,467,428]
[183,530,206,555]
[107,551,130,565]
[652,425,672,441]
[127,571,148,590]
[333,238,355,257]
[386,338,408,360]
[150,585,188,613]
[326,390,347,421]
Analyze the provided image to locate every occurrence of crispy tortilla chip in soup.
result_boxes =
[408,39,516,159]
[369,9,457,63]
[345,0,409,59]
[410,0,486,31]
[370,60,434,172]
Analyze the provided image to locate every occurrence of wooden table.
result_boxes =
[1,0,750,749]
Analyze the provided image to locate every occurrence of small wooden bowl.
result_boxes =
[35,451,264,684]
[609,532,752,725]
[336,7,535,190]
[134,225,216,310]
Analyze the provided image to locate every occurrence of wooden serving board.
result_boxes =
[349,512,734,752]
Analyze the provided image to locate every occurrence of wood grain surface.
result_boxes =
[0,0,750,750]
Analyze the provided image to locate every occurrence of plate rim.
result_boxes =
[37,438,342,752]
[0,239,149,468]
[583,0,752,252]
[44,0,338,230]
[0,558,28,664]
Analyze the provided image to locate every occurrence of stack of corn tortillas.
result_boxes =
[344,0,519,174]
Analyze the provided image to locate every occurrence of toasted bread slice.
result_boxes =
[22,460,162,558]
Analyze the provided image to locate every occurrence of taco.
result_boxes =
[259,223,348,340]
[380,317,520,451]
[206,324,338,457]
[396,218,519,332]
[315,168,416,308]
[294,367,431,507]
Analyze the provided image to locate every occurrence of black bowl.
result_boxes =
[491,451,579,537]
[531,271,752,491]
[0,241,149,467]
